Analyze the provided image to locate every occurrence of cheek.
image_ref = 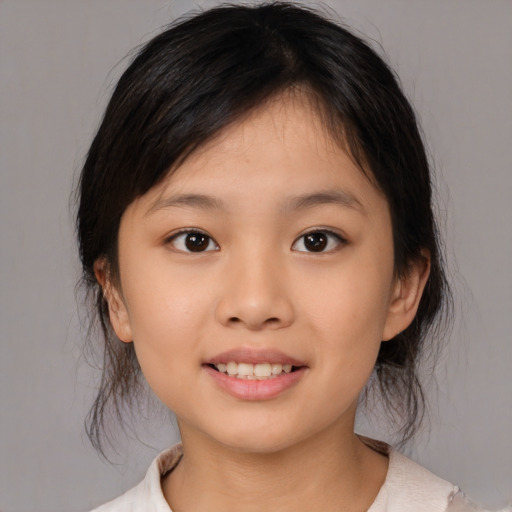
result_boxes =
[122,253,214,334]
[295,256,393,398]
[299,263,393,338]
[119,260,215,390]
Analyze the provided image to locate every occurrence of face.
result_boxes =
[100,95,427,454]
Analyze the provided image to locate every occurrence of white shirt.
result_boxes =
[89,444,496,511]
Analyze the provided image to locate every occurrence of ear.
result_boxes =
[94,258,133,343]
[382,252,430,341]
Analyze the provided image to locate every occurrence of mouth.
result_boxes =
[205,362,304,380]
[203,349,308,400]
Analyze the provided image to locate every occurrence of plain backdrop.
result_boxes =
[1,1,511,511]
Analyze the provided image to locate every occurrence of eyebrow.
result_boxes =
[283,190,366,215]
[147,189,366,216]
[147,193,225,215]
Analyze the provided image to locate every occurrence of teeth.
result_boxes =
[226,361,238,375]
[254,363,272,377]
[214,361,297,379]
[271,363,283,375]
[237,363,253,376]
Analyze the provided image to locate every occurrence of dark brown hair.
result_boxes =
[77,1,451,453]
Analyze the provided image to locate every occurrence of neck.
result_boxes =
[163,422,388,512]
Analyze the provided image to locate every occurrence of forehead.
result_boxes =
[191,94,350,166]
[129,94,387,220]
[164,96,375,189]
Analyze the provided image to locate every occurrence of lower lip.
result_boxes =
[203,365,307,400]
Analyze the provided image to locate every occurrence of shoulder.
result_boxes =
[90,484,142,512]
[369,449,512,512]
[369,449,458,512]
[89,444,183,512]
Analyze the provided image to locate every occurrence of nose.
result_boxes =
[214,248,295,331]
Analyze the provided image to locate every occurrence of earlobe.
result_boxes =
[382,253,430,341]
[93,258,133,343]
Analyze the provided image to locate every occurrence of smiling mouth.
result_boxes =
[206,362,304,380]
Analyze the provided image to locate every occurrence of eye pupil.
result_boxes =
[304,233,327,252]
[185,233,209,252]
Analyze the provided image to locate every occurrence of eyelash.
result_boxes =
[166,229,219,253]
[165,228,347,254]
[291,229,347,254]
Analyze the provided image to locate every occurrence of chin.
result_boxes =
[210,424,301,455]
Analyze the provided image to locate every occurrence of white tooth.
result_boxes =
[223,361,294,378]
[226,361,238,375]
[254,363,272,377]
[271,363,283,375]
[237,363,254,376]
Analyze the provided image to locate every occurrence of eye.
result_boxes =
[167,230,219,253]
[292,230,346,253]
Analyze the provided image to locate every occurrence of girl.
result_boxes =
[77,2,503,511]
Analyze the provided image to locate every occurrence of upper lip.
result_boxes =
[205,347,307,366]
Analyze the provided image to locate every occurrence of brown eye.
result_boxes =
[169,231,219,253]
[185,233,209,251]
[292,230,345,253]
[304,233,328,252]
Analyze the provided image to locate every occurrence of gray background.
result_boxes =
[1,0,511,510]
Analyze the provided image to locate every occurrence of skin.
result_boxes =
[96,94,429,512]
